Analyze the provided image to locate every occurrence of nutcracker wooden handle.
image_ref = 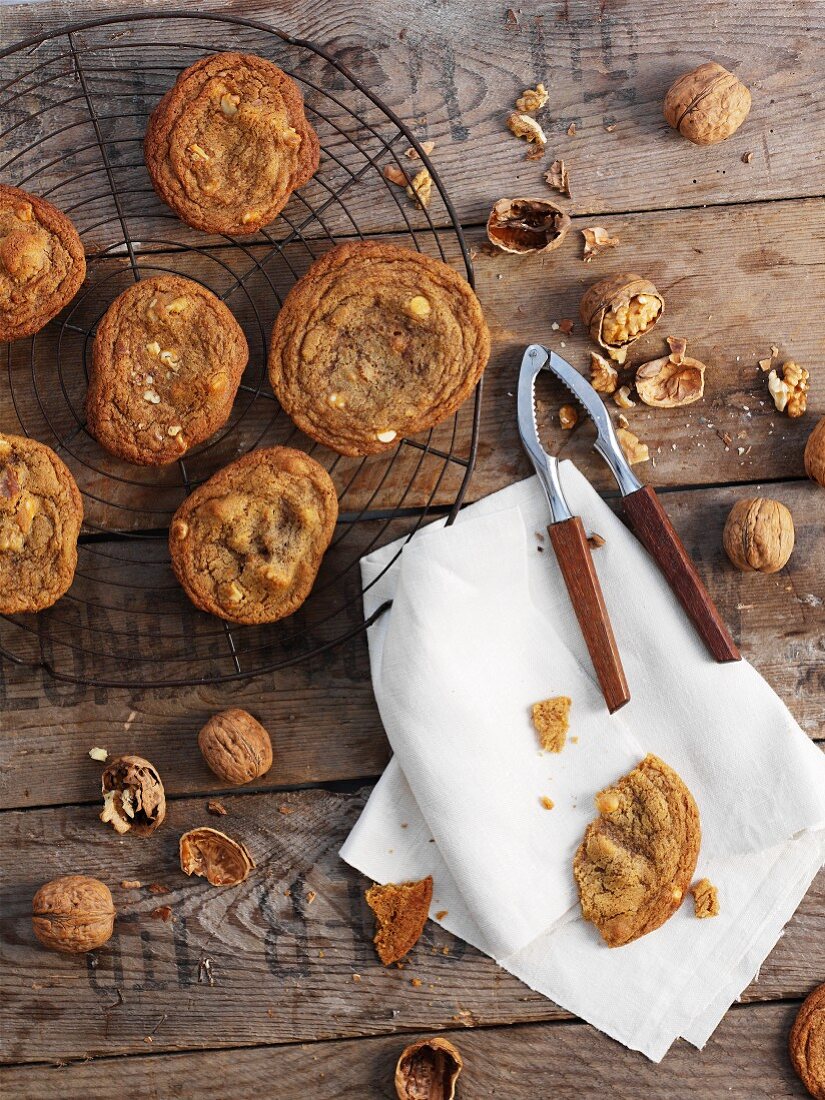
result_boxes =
[622,485,741,663]
[548,517,630,713]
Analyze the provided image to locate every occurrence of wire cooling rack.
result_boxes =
[0,12,481,687]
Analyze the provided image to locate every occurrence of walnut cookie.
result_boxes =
[790,983,825,1100]
[86,274,248,466]
[573,754,701,948]
[268,241,490,456]
[144,52,320,235]
[0,185,85,342]
[168,446,338,624]
[0,433,83,614]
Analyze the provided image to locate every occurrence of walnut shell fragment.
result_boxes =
[32,875,115,954]
[365,876,433,965]
[395,1037,463,1100]
[804,417,825,488]
[486,197,571,255]
[636,336,706,408]
[580,273,663,364]
[198,708,273,786]
[723,498,794,574]
[581,226,619,262]
[179,827,255,887]
[664,62,751,145]
[544,159,571,197]
[100,755,166,837]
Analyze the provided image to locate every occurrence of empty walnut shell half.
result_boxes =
[636,337,706,408]
[723,498,794,574]
[32,875,116,954]
[580,273,663,364]
[395,1037,463,1100]
[664,62,751,145]
[804,417,825,488]
[486,197,571,255]
[100,755,166,836]
[198,708,273,786]
[179,827,255,887]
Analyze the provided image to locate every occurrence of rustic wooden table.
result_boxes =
[1,0,823,1096]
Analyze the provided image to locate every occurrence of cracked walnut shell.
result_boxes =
[32,875,115,954]
[486,197,571,254]
[179,827,255,887]
[723,498,794,574]
[804,417,825,488]
[636,337,706,408]
[100,755,166,836]
[580,273,663,364]
[395,1037,463,1100]
[664,62,751,145]
[198,708,273,786]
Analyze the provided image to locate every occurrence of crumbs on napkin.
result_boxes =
[539,796,555,810]
[690,878,720,918]
[532,696,572,753]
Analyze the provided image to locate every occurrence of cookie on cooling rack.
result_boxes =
[168,446,338,625]
[268,241,490,456]
[0,432,83,614]
[144,52,320,236]
[0,185,86,342]
[86,274,248,466]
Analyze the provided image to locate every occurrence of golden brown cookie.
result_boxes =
[573,754,701,947]
[0,432,83,614]
[0,185,85,342]
[168,446,337,624]
[144,52,319,236]
[790,984,825,1100]
[268,241,490,456]
[365,876,433,965]
[86,274,248,466]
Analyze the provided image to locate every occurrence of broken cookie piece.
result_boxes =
[690,877,720,918]
[531,695,571,753]
[365,876,433,965]
[573,754,701,947]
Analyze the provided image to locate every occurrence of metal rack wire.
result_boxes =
[0,12,481,687]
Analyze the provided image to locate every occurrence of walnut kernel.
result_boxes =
[406,168,432,209]
[614,386,636,409]
[515,83,548,113]
[395,1037,463,1100]
[179,827,255,887]
[664,62,751,145]
[32,876,115,954]
[636,336,707,408]
[803,417,825,488]
[581,274,663,363]
[768,360,808,417]
[589,351,619,394]
[559,404,578,430]
[486,197,571,254]
[616,427,649,465]
[100,755,166,836]
[506,112,547,148]
[198,708,273,786]
[723,498,794,574]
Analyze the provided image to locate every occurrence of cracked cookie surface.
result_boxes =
[168,446,338,624]
[268,241,490,456]
[573,753,701,947]
[144,52,319,235]
[0,432,83,613]
[0,185,85,342]
[790,984,825,1099]
[86,274,248,466]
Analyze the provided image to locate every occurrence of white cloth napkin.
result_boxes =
[340,463,825,1061]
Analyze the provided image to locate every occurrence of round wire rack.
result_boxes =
[0,12,481,687]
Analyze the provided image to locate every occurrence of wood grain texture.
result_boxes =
[622,485,741,662]
[548,516,630,712]
[0,787,822,1065]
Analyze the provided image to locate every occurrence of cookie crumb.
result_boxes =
[410,977,423,988]
[690,878,720,918]
[539,796,555,810]
[531,696,571,753]
[365,877,433,965]
[435,909,448,920]
[88,746,109,762]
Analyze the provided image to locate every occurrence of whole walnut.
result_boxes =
[664,62,751,145]
[723,498,794,574]
[32,875,115,953]
[100,755,166,836]
[198,708,273,786]
[804,417,825,488]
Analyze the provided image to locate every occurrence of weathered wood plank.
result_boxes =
[1,0,823,227]
[0,1001,813,1099]
[0,787,822,1064]
[0,477,821,812]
